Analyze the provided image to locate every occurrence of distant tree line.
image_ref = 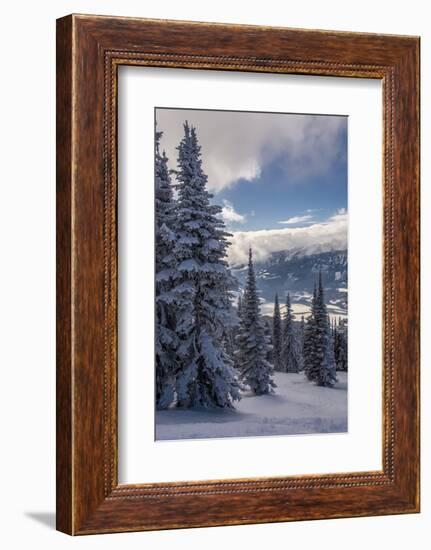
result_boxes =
[269,273,348,384]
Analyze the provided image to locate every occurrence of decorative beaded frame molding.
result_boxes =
[56,15,420,535]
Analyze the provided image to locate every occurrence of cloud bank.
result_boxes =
[156,109,346,193]
[227,211,347,266]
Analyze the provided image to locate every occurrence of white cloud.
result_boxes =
[278,214,313,225]
[330,207,347,221]
[156,109,346,193]
[227,211,348,266]
[220,200,246,224]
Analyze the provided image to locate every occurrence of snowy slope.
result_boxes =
[156,372,347,440]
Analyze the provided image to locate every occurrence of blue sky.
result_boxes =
[156,108,348,265]
[215,135,347,231]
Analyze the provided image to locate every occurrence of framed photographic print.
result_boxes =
[56,14,420,535]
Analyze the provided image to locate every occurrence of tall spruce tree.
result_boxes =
[264,320,274,364]
[305,272,337,387]
[235,248,276,395]
[333,323,339,369]
[303,273,337,387]
[303,285,317,380]
[172,121,241,408]
[272,293,283,371]
[334,318,348,371]
[232,294,244,371]
[281,293,301,373]
[223,300,237,363]
[341,320,348,371]
[155,130,177,408]
[318,314,337,387]
[298,315,305,371]
[237,294,243,320]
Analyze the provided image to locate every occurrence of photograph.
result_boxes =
[154,107,348,441]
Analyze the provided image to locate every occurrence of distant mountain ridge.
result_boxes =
[232,249,348,317]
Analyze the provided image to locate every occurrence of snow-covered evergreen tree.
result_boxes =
[237,294,243,320]
[171,121,241,408]
[236,248,276,395]
[298,315,305,371]
[155,130,177,408]
[341,320,348,371]
[304,272,337,387]
[318,315,337,387]
[333,321,339,370]
[224,299,239,363]
[339,333,348,371]
[334,318,348,371]
[281,293,301,373]
[272,293,283,371]
[232,294,244,371]
[303,285,317,380]
[264,319,274,364]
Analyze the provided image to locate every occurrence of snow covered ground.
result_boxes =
[155,372,347,441]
